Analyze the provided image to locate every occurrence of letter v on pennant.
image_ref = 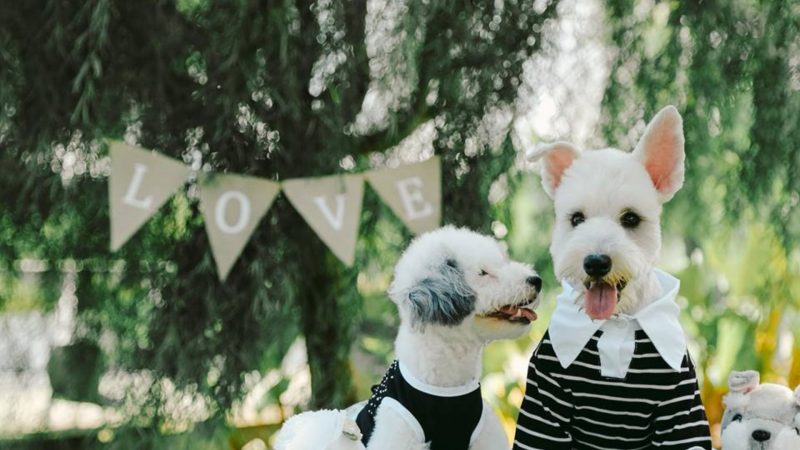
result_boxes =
[108,141,191,251]
[282,174,364,266]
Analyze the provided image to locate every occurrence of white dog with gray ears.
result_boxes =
[514,106,713,449]
[275,226,542,450]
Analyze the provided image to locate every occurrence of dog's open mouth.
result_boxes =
[483,303,538,324]
[583,278,627,321]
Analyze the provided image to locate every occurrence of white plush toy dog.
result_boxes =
[514,106,712,449]
[274,226,542,450]
[721,370,800,450]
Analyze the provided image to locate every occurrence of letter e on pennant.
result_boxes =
[365,157,441,235]
[395,177,434,220]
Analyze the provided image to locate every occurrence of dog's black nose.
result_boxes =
[526,276,542,292]
[583,254,612,278]
[751,430,771,442]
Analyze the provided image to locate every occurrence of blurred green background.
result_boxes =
[0,0,798,449]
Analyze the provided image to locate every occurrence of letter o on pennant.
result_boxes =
[215,191,251,234]
[198,174,281,281]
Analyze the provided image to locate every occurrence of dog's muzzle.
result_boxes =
[480,287,540,324]
[483,303,538,324]
[580,254,630,320]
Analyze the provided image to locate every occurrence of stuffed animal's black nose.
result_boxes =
[526,276,542,292]
[583,254,612,278]
[751,429,771,442]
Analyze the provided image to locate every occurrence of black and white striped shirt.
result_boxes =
[514,329,712,450]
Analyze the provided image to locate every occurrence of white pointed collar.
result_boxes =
[548,269,686,378]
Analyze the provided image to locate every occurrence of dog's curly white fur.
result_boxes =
[274,226,541,450]
[721,371,800,450]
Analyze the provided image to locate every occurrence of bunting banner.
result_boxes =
[365,157,441,235]
[198,173,281,281]
[109,142,191,251]
[282,175,365,267]
[108,140,442,279]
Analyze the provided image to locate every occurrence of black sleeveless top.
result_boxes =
[355,360,484,450]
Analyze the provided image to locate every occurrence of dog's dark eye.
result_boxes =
[479,269,489,276]
[732,413,743,422]
[570,212,585,227]
[620,211,641,228]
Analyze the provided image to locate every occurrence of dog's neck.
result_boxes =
[394,323,483,388]
[616,269,663,316]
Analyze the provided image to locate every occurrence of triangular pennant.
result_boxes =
[365,157,441,235]
[109,141,191,251]
[282,175,364,266]
[198,173,280,281]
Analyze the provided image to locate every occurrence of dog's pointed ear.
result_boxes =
[728,370,760,394]
[633,105,685,202]
[405,257,476,327]
[527,141,581,199]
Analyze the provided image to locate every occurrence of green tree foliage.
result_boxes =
[603,0,800,238]
[0,0,560,443]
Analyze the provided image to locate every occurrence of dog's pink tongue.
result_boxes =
[585,281,617,320]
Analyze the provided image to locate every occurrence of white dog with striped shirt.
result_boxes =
[514,106,712,450]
